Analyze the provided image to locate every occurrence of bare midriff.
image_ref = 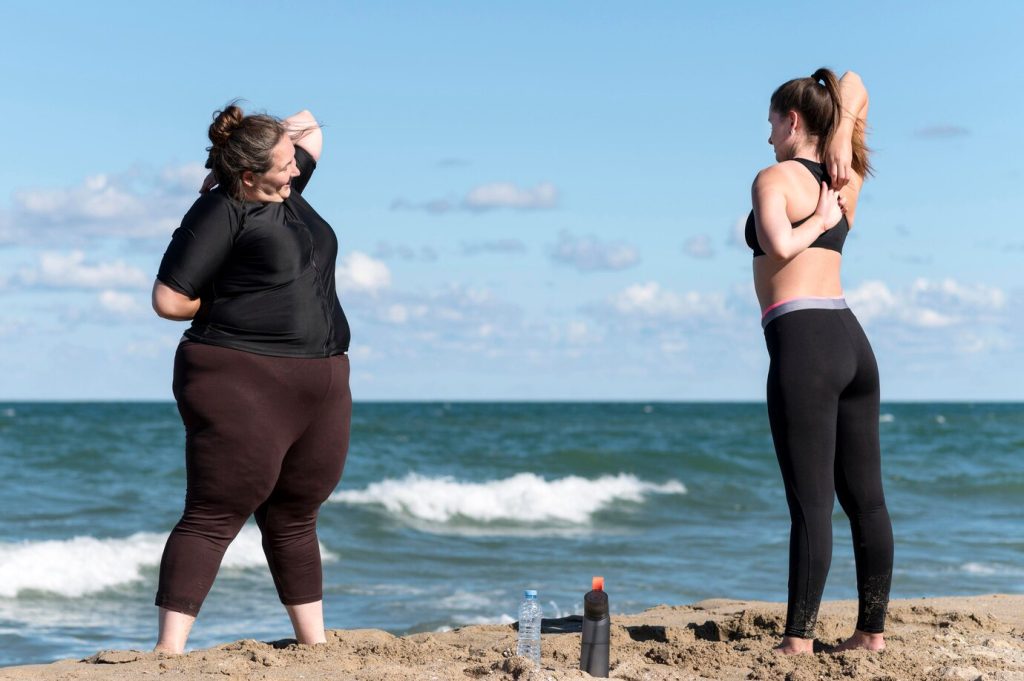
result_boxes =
[753,249,843,312]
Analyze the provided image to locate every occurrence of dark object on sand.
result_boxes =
[580,576,610,677]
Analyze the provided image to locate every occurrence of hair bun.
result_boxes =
[208,104,245,147]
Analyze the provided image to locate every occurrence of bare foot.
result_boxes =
[831,630,885,652]
[774,635,814,655]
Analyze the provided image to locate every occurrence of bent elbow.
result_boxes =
[151,295,167,318]
[152,284,198,320]
[152,300,180,321]
[153,305,180,321]
[762,243,793,262]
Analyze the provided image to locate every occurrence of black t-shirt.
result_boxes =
[157,146,350,358]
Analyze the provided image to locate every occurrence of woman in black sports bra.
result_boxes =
[749,68,893,655]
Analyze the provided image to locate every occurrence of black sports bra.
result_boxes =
[745,158,849,257]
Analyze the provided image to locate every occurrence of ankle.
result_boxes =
[855,630,884,641]
[153,643,184,655]
[776,635,815,654]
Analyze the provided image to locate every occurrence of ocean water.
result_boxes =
[0,402,1021,666]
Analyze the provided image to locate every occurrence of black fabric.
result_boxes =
[157,146,350,357]
[156,342,351,616]
[764,307,893,638]
[746,159,849,257]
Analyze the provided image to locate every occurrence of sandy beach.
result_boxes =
[1,595,1021,680]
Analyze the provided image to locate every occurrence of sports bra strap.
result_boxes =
[793,158,828,186]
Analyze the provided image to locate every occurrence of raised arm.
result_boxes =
[284,110,323,162]
[825,71,870,189]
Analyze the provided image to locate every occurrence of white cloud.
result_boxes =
[608,282,726,319]
[159,164,210,193]
[98,290,145,316]
[2,162,205,244]
[392,181,559,214]
[461,239,527,256]
[372,241,439,262]
[385,304,409,324]
[336,251,392,294]
[464,182,558,211]
[847,278,1006,329]
[683,234,714,259]
[347,345,375,360]
[550,231,640,272]
[339,281,526,362]
[389,198,454,214]
[18,251,149,290]
[557,320,603,347]
[729,215,749,250]
[124,335,181,358]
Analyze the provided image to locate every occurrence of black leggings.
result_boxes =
[156,342,351,616]
[763,301,893,638]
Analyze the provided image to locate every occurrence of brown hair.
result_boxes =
[770,68,873,178]
[205,102,286,200]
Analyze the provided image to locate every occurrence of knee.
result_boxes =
[179,493,270,540]
[838,491,888,520]
[790,496,835,525]
[258,503,320,542]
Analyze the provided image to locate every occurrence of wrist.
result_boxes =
[809,214,829,233]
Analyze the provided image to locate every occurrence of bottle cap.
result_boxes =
[524,589,538,599]
[584,577,608,619]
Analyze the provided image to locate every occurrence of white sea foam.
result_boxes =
[437,590,496,611]
[879,413,895,423]
[962,562,1024,577]
[329,473,686,525]
[0,526,334,598]
[457,613,516,626]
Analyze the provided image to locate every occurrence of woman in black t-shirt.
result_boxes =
[151,104,351,653]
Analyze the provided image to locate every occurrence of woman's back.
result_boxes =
[751,158,862,310]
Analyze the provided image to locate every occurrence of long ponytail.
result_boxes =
[811,68,842,166]
[771,68,873,178]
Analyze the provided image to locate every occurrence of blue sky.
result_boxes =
[1,1,1021,400]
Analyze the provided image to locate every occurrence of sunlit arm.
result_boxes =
[283,110,323,162]
[838,71,869,124]
[152,281,200,321]
[826,71,870,188]
[752,167,836,262]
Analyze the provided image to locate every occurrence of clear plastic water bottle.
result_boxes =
[516,589,542,667]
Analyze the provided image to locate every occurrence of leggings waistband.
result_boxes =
[761,296,848,329]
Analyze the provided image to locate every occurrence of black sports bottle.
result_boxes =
[579,576,610,677]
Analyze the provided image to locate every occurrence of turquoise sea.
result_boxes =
[0,402,1021,667]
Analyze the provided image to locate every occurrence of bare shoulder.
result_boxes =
[752,163,807,201]
[752,163,789,191]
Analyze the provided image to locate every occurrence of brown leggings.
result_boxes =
[155,341,351,616]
